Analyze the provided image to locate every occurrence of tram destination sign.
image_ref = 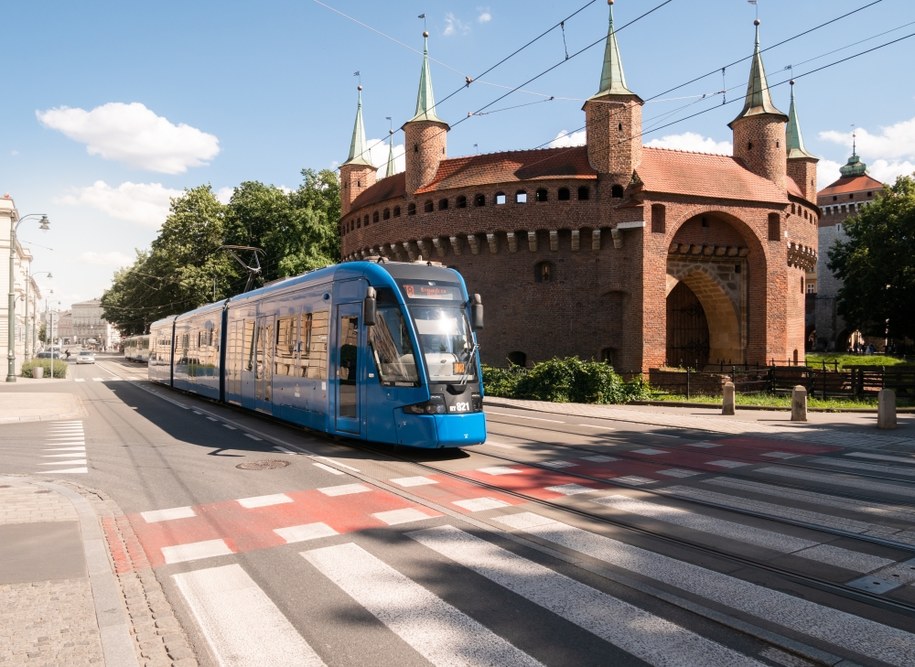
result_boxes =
[401,282,462,301]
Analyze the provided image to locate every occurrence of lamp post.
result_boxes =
[7,213,50,382]
[25,269,52,360]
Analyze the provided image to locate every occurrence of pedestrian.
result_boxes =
[65,349,71,360]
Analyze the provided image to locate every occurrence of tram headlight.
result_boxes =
[404,394,447,415]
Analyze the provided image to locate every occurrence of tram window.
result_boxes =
[369,290,419,384]
[299,312,313,358]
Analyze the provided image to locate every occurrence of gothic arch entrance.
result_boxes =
[666,281,709,367]
[665,267,745,368]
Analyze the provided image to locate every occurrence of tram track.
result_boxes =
[98,362,915,663]
[484,410,915,513]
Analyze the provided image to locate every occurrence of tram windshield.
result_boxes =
[408,304,478,383]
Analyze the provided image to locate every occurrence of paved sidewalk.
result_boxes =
[0,387,197,666]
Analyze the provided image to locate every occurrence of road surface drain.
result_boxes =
[236,460,290,471]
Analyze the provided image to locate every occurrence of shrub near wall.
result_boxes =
[483,357,650,404]
[22,359,68,378]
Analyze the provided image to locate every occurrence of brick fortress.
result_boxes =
[338,4,819,372]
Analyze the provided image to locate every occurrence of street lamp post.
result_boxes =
[25,269,52,360]
[7,213,50,382]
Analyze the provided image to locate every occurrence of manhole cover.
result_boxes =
[236,459,290,471]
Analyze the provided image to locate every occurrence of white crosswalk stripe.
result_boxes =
[173,564,325,666]
[494,512,915,666]
[302,542,544,666]
[408,524,765,666]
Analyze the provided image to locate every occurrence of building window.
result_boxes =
[383,208,390,220]
[393,206,401,217]
[424,200,434,213]
[577,186,590,200]
[372,211,379,223]
[456,195,467,208]
[495,192,506,205]
[474,194,486,207]
[651,204,666,234]
[535,188,548,202]
[768,212,780,241]
[438,198,449,210]
[611,184,624,198]
[557,187,570,201]
[515,190,527,203]
[407,203,416,216]
[534,261,554,283]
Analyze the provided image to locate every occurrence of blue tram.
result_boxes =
[148,260,486,448]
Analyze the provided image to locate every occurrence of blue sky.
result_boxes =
[3,0,913,312]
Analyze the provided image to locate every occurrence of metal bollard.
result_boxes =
[878,388,897,430]
[791,385,807,422]
[721,381,735,415]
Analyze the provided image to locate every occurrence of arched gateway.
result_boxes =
[338,4,819,372]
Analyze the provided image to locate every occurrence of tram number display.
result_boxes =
[402,283,461,300]
[451,401,471,413]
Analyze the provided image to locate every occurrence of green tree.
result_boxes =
[101,169,341,335]
[828,174,915,344]
[101,186,232,333]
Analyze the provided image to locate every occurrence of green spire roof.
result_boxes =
[408,31,446,124]
[840,134,867,177]
[786,81,816,159]
[729,19,786,126]
[592,0,634,98]
[343,85,374,168]
[385,128,396,178]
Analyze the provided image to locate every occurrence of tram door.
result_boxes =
[334,304,361,434]
[255,315,274,412]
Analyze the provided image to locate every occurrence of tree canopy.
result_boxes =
[101,169,340,335]
[828,174,915,345]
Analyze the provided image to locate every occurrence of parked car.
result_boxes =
[75,350,96,364]
[36,351,54,359]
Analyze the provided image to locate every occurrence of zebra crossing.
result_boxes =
[37,420,87,474]
[129,468,915,666]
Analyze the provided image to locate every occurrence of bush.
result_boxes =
[484,357,651,404]
[22,358,67,378]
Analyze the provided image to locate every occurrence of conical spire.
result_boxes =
[593,0,634,98]
[385,122,396,178]
[786,80,815,159]
[729,19,786,126]
[343,85,374,167]
[840,132,867,177]
[408,31,445,124]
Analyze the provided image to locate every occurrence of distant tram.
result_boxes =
[123,334,151,362]
[148,259,486,448]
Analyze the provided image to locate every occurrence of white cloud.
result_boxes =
[477,7,492,24]
[819,117,915,161]
[366,137,405,175]
[215,187,234,204]
[816,158,842,190]
[646,131,732,154]
[79,250,135,268]
[57,180,180,228]
[868,159,915,185]
[443,12,470,37]
[36,102,220,174]
[548,129,586,148]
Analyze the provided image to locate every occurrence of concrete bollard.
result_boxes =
[722,381,735,415]
[791,385,807,422]
[878,388,897,430]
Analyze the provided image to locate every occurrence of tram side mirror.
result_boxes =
[471,293,483,330]
[364,287,377,326]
